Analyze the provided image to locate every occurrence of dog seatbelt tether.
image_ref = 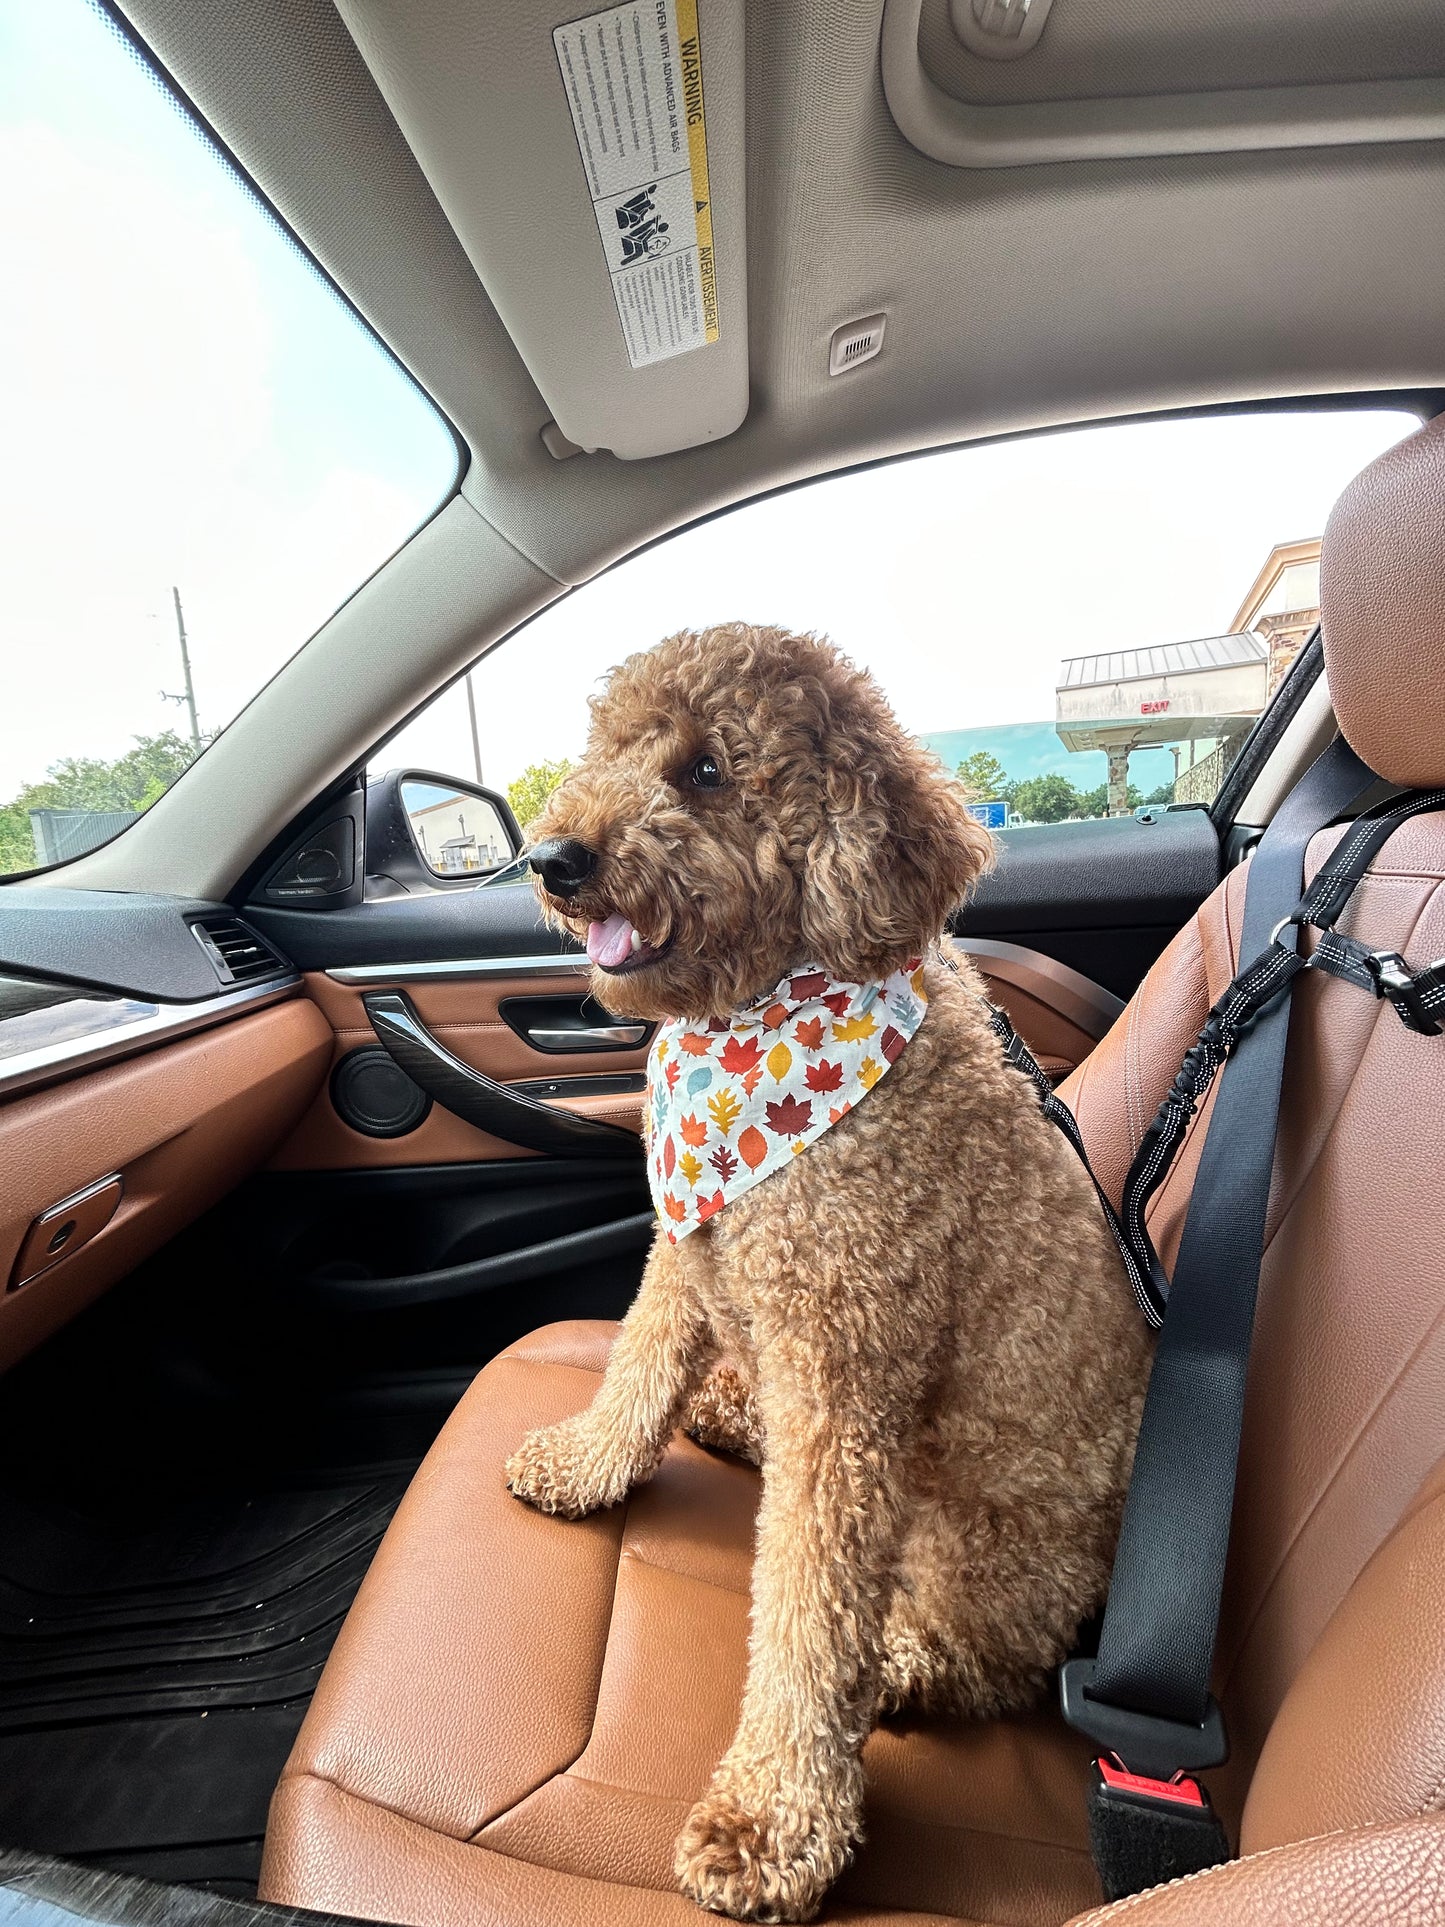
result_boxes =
[1058,736,1423,1901]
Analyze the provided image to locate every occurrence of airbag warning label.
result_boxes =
[553,0,719,369]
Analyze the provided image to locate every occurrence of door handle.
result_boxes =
[498,994,655,1057]
[362,991,641,1160]
[524,1023,648,1049]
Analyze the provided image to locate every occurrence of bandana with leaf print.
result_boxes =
[645,956,928,1243]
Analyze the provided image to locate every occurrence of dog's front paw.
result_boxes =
[674,1780,854,1923]
[504,1417,633,1518]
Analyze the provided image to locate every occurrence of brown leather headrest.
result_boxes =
[1322,412,1445,789]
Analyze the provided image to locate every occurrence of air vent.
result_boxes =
[829,314,886,376]
[190,915,288,988]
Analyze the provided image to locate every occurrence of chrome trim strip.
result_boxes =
[326,953,589,985]
[524,1024,649,1048]
[0,976,302,1101]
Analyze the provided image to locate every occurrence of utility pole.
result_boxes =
[464,670,484,786]
[162,586,202,753]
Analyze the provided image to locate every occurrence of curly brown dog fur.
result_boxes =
[505,625,1152,1922]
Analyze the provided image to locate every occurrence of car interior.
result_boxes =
[4,2,1445,1923]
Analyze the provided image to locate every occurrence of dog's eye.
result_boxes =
[689,754,724,790]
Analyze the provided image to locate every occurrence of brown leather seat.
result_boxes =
[260,415,1445,1925]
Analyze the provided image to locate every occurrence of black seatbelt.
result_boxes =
[979,746,1445,1899]
[1056,736,1383,1898]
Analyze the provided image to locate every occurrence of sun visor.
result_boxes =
[333,0,748,460]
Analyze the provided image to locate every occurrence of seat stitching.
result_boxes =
[1073,1825,1354,1922]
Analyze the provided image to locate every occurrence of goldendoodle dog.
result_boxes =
[506,624,1151,1922]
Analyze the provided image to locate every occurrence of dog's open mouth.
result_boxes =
[585,911,674,976]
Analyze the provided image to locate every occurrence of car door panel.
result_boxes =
[954,810,1221,999]
[230,809,1217,1369]
[270,968,651,1170]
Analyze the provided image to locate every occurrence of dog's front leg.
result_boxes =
[674,1343,917,1922]
[506,1233,710,1518]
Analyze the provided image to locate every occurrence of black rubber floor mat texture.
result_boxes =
[0,1478,406,1893]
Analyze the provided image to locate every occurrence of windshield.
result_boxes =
[0,0,458,876]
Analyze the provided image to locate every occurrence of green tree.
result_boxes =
[0,730,204,876]
[1078,780,1145,818]
[507,758,573,833]
[1011,773,1083,824]
[955,749,1012,803]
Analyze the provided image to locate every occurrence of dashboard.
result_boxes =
[0,888,331,1369]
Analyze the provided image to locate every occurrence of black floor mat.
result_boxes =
[0,1476,407,1893]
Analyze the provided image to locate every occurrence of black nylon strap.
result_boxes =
[1292,786,1445,932]
[1084,735,1377,1734]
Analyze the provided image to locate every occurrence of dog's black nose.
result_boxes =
[529,837,597,897]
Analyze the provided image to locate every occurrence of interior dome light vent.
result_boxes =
[189,914,288,987]
[829,314,887,376]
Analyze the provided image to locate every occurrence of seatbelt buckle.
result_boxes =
[1086,1756,1231,1901]
[1060,1660,1232,1899]
[1059,1658,1228,1777]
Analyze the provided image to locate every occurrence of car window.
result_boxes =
[379,408,1415,832]
[0,0,458,877]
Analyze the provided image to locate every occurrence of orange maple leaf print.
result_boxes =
[679,1112,708,1147]
[662,1193,687,1222]
[718,1034,764,1076]
[696,1190,726,1221]
[678,1032,714,1056]
[793,1015,825,1052]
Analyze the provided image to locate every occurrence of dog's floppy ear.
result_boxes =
[798,685,994,979]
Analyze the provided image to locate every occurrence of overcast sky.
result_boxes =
[1,1,1417,809]
[0,0,456,802]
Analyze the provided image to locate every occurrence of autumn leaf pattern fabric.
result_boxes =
[645,957,928,1243]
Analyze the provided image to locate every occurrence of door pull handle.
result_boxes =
[525,1023,648,1049]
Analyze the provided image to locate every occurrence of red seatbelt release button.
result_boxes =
[1096,1755,1207,1808]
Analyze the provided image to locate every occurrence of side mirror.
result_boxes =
[366,769,523,894]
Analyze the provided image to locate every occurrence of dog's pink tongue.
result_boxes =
[587,913,632,968]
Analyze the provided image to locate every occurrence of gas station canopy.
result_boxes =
[1056,632,1269,755]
